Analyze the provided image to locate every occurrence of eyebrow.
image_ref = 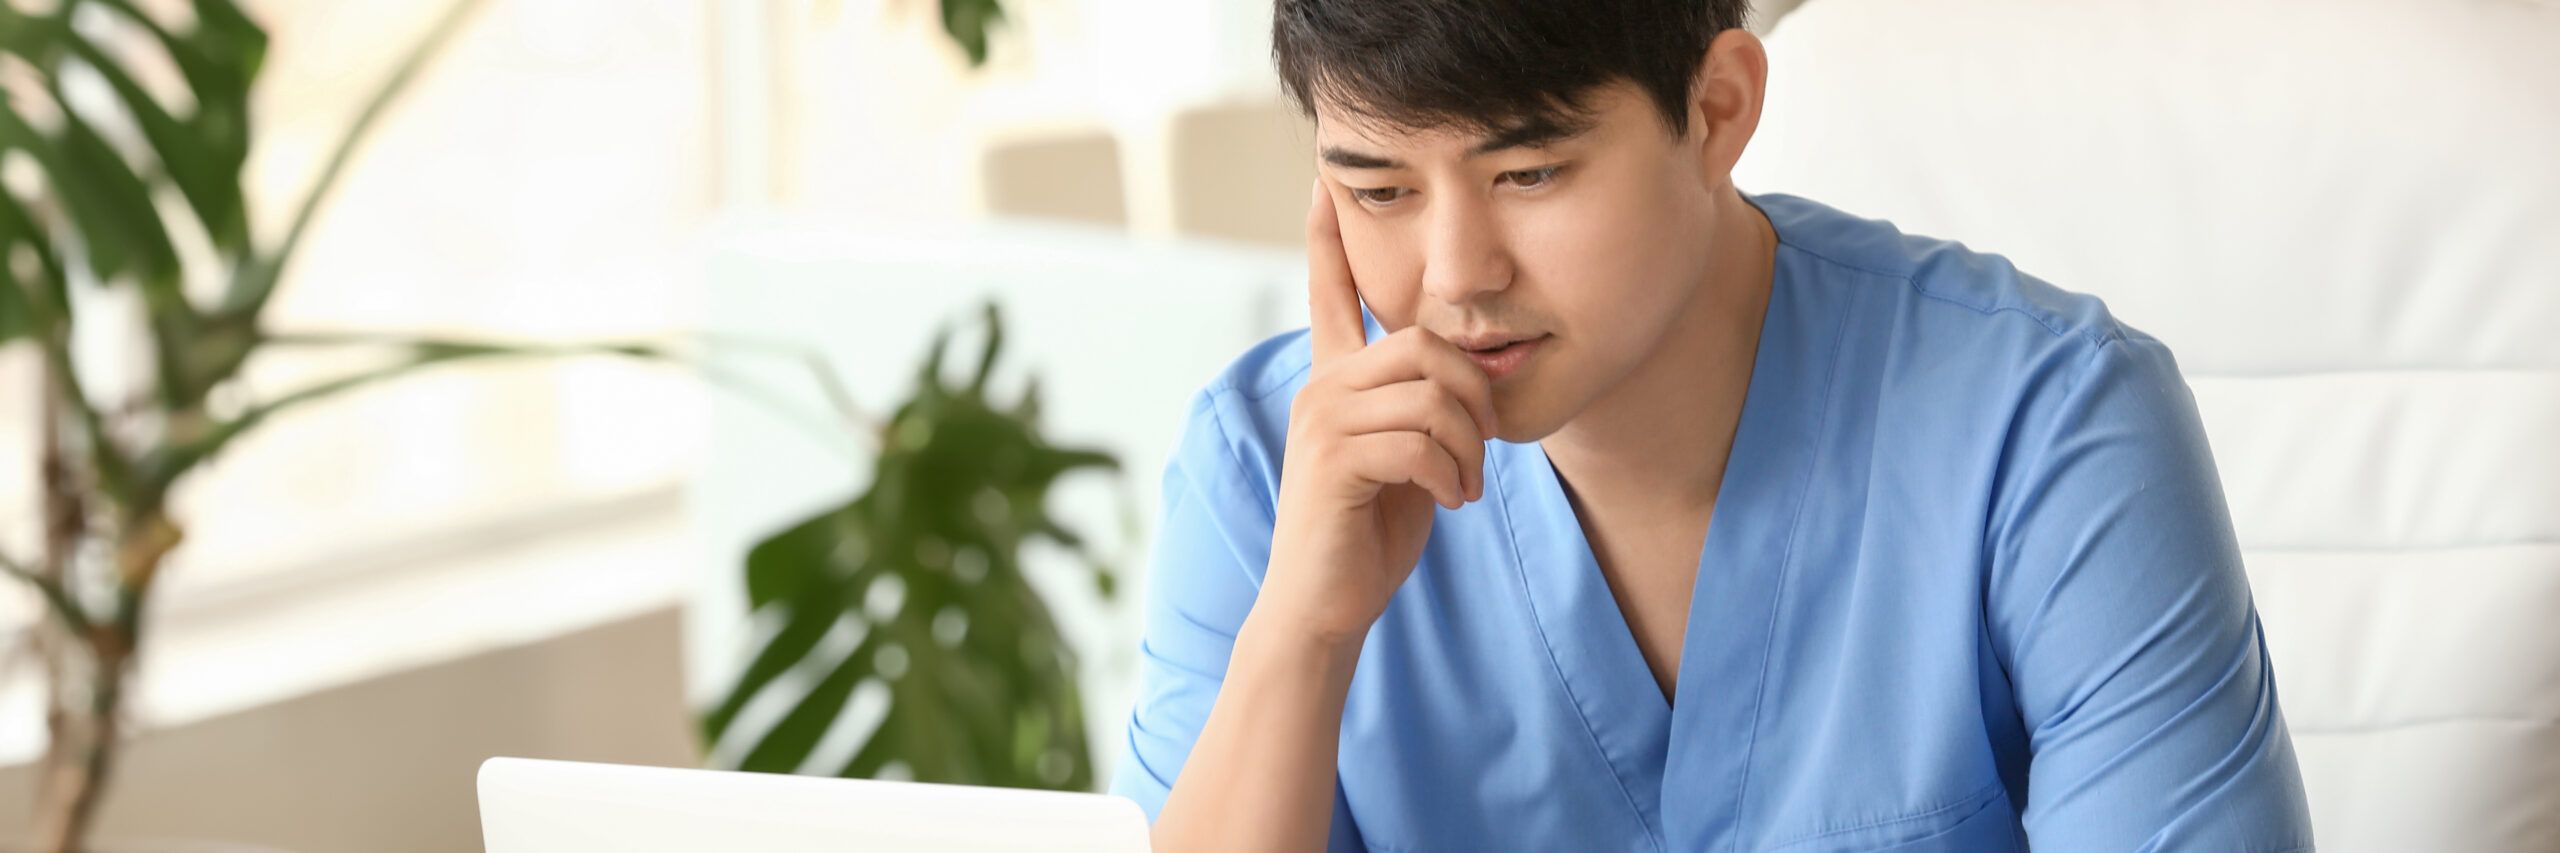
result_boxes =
[1319,116,1593,170]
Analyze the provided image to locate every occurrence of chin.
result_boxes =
[1488,396,1561,444]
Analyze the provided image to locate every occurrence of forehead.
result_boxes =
[1312,80,1648,154]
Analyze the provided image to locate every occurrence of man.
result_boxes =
[1110,1,2317,850]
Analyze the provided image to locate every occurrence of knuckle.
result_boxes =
[1309,436,1342,471]
[1402,379,1442,412]
[1433,391,1474,435]
[1288,393,1337,439]
[1299,431,1345,473]
[1288,388,1321,430]
[1293,378,1325,407]
[1429,386,1473,428]
[1398,432,1436,463]
[1423,380,1461,408]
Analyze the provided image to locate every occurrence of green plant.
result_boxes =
[0,2,681,850]
[937,0,1008,67]
[820,0,1009,67]
[3,0,1062,844]
[700,303,1123,791]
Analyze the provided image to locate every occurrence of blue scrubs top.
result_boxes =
[1108,192,2316,852]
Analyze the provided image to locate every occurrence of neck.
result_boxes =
[1542,188,1776,519]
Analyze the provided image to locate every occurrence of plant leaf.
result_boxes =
[939,0,1006,68]
[83,0,264,261]
[698,586,843,751]
[0,283,30,343]
[0,553,93,635]
[0,191,64,343]
[744,506,843,609]
[701,303,1121,792]
[967,299,1001,393]
[54,28,252,255]
[734,632,878,774]
[45,82,184,289]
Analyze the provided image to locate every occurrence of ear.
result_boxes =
[1687,29,1770,189]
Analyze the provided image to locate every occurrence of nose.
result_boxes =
[1419,193,1515,305]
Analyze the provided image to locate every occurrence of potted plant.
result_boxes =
[696,0,1132,795]
[0,1,672,849]
[5,0,1068,846]
[698,303,1124,791]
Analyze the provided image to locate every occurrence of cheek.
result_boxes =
[1337,218,1424,329]
[1510,185,1701,389]
[1519,198,1691,324]
[1580,172,1691,260]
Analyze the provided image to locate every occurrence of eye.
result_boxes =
[1502,166,1564,189]
[1349,186,1409,206]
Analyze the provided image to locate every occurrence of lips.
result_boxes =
[1456,333,1549,381]
[1452,332,1543,352]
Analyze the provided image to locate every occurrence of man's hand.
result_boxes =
[1258,179,1498,646]
[1151,180,1497,853]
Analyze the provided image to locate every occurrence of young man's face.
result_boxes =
[1313,79,1726,442]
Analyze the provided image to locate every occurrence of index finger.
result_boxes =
[1306,179,1367,365]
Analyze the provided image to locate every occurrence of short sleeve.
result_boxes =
[1106,388,1367,852]
[1985,335,2317,851]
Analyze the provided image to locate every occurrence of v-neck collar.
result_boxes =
[1485,214,1851,849]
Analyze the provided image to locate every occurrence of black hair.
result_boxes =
[1272,0,1751,141]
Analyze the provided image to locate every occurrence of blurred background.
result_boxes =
[0,0,1395,848]
[0,0,2551,851]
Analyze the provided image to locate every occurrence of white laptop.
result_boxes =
[478,757,1152,852]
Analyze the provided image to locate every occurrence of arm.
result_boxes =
[1107,392,1371,853]
[1986,334,2316,850]
[1158,606,1368,852]
[1112,179,1496,852]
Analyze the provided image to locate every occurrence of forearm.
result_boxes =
[1151,607,1364,853]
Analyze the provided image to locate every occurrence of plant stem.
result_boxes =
[29,640,126,853]
[27,363,117,853]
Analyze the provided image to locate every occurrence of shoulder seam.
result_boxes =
[1780,240,2118,349]
[1241,359,1316,403]
[1774,235,1912,281]
[1191,386,1279,528]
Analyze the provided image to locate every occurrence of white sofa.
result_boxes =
[1732,0,2560,849]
